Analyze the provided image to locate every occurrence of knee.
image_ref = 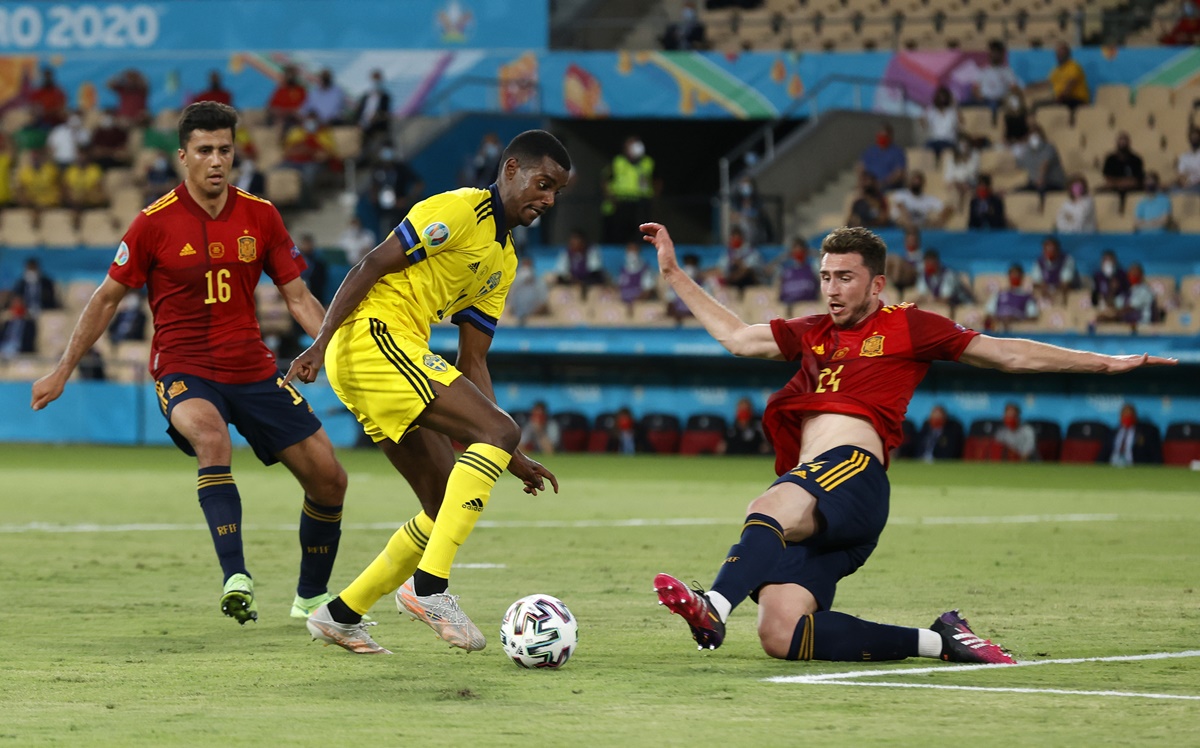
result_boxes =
[308,462,348,505]
[745,495,779,519]
[476,412,520,454]
[757,614,797,660]
[190,428,231,464]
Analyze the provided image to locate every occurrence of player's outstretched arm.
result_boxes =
[278,277,326,339]
[31,277,130,410]
[640,222,782,360]
[959,334,1178,374]
[283,233,411,385]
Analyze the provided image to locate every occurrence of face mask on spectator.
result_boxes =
[1070,182,1085,198]
[627,140,645,159]
[1028,134,1042,148]
[739,181,753,197]
[1101,261,1116,277]
[876,133,891,148]
[976,184,991,199]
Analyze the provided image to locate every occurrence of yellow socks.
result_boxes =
[417,443,511,580]
[339,511,434,615]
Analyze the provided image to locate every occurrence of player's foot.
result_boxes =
[932,609,1016,664]
[290,592,335,619]
[654,572,726,650]
[306,603,391,655]
[221,573,258,625]
[396,578,486,652]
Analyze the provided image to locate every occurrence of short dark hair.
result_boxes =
[178,101,238,148]
[820,226,887,278]
[502,129,571,172]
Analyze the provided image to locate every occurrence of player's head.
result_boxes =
[818,226,887,328]
[178,102,238,200]
[498,130,571,227]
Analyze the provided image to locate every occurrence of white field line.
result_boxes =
[766,650,1200,701]
[0,513,1130,534]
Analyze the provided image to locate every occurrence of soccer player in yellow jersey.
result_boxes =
[284,130,571,654]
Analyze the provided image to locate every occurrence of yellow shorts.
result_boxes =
[325,317,461,443]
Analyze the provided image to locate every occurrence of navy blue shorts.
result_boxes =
[752,445,890,611]
[155,372,322,466]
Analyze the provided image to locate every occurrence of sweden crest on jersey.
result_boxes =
[422,354,449,372]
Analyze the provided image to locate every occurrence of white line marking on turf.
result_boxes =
[767,650,1200,701]
[0,514,1129,534]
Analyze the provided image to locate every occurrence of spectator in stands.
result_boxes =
[665,253,702,323]
[1094,261,1157,334]
[88,110,132,169]
[716,226,764,297]
[884,226,923,298]
[913,249,971,310]
[660,1,707,50]
[520,401,561,454]
[1101,132,1145,206]
[859,122,906,191]
[1160,0,1200,45]
[1016,125,1067,197]
[78,347,106,381]
[302,69,348,126]
[338,215,377,264]
[721,397,768,455]
[603,135,656,243]
[0,134,14,207]
[46,112,89,169]
[464,132,502,190]
[15,147,61,212]
[1030,43,1090,114]
[612,407,638,455]
[267,64,307,125]
[970,40,1022,114]
[943,134,981,211]
[354,69,392,155]
[9,258,60,315]
[233,154,265,196]
[845,172,891,229]
[995,403,1037,461]
[889,171,951,230]
[364,146,422,240]
[1175,126,1200,192]
[730,176,774,245]
[555,228,607,295]
[29,66,68,128]
[108,292,147,344]
[1134,172,1173,233]
[508,258,549,325]
[1000,85,1031,145]
[1030,235,1078,303]
[0,298,36,359]
[1107,404,1160,466]
[62,151,106,213]
[143,149,177,203]
[1055,175,1098,234]
[986,263,1039,330]
[107,69,150,128]
[618,241,658,304]
[776,237,818,310]
[192,70,233,106]
[1089,248,1130,320]
[282,113,337,202]
[968,174,1008,230]
[917,405,963,462]
[923,86,961,164]
[297,234,329,304]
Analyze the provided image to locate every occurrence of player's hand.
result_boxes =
[508,450,559,496]
[283,344,325,385]
[30,370,68,411]
[1104,353,1178,373]
[640,222,679,273]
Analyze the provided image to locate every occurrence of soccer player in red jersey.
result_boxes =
[31,102,349,626]
[641,222,1176,664]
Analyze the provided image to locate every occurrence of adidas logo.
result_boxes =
[467,261,480,274]
[461,497,484,512]
[179,243,196,256]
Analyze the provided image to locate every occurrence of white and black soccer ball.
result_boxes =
[499,594,578,669]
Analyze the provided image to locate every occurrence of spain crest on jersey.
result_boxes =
[238,236,257,263]
[860,334,885,357]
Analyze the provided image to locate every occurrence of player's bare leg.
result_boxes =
[377,427,456,519]
[170,399,256,624]
[277,428,348,619]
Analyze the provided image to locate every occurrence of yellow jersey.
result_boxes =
[350,186,515,341]
[1049,59,1090,104]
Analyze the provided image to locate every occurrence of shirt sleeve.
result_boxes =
[392,192,476,267]
[107,211,156,289]
[261,203,305,286]
[769,315,821,361]
[906,306,980,361]
[451,252,515,337]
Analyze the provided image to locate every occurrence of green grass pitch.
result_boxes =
[1,444,1198,746]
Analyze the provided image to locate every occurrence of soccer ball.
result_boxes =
[499,594,578,669]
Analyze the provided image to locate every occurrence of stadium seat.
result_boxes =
[265,168,302,206]
[65,279,99,311]
[679,413,727,455]
[39,209,80,249]
[1061,420,1112,464]
[1026,419,1062,462]
[641,413,681,454]
[1180,275,1200,308]
[587,412,616,453]
[551,411,590,452]
[0,208,40,248]
[79,209,124,249]
[963,419,1004,461]
[1094,84,1131,112]
[1162,422,1200,467]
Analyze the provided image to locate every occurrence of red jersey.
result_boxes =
[108,184,306,384]
[763,302,979,475]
